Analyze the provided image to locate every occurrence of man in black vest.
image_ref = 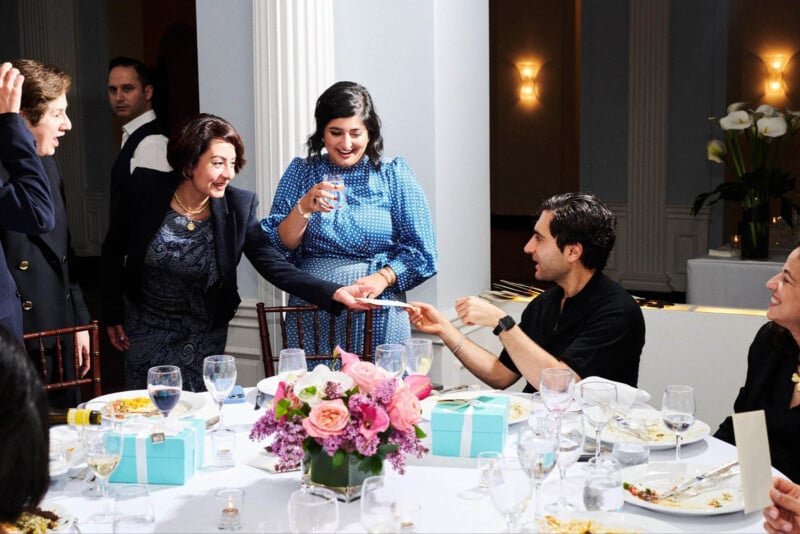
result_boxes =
[108,56,170,213]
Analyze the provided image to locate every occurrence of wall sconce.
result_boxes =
[517,61,538,102]
[767,54,787,94]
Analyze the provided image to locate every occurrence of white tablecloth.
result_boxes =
[49,389,770,533]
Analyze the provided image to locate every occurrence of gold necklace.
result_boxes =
[173,191,209,230]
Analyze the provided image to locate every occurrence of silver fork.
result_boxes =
[613,413,648,441]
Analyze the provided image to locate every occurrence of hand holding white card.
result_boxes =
[355,297,414,308]
[733,410,773,513]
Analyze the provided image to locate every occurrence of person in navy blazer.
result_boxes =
[0,62,55,341]
[101,114,374,390]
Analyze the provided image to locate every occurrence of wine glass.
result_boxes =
[402,338,433,376]
[516,421,558,521]
[545,412,584,512]
[80,399,114,498]
[278,348,307,379]
[360,475,399,534]
[113,484,155,533]
[288,486,339,534]
[662,384,696,461]
[487,455,532,533]
[85,425,124,523]
[147,365,182,421]
[203,355,237,431]
[580,382,617,461]
[539,368,575,425]
[375,344,406,380]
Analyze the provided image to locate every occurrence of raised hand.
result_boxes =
[0,62,24,114]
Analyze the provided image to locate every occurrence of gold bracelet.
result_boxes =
[377,267,395,286]
[296,200,311,220]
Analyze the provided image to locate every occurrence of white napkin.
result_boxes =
[575,376,651,413]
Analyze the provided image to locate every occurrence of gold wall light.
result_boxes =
[767,54,787,94]
[517,61,538,102]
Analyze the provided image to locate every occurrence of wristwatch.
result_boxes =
[492,315,516,336]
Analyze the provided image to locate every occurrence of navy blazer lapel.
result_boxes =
[211,194,235,282]
[30,157,65,259]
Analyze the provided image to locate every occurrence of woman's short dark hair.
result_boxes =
[538,192,617,272]
[306,81,384,171]
[0,326,49,522]
[13,59,71,126]
[167,113,246,179]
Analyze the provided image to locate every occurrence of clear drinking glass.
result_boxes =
[477,451,503,490]
[202,355,237,431]
[113,484,155,533]
[582,456,624,512]
[517,422,558,521]
[662,385,696,461]
[402,338,433,376]
[580,382,617,461]
[288,486,339,534]
[545,412,584,512]
[278,348,307,379]
[323,174,345,209]
[85,425,124,523]
[80,399,113,497]
[539,368,575,425]
[360,475,399,534]
[375,344,406,380]
[487,455,532,533]
[146,365,182,420]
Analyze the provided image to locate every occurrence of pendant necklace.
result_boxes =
[173,191,209,230]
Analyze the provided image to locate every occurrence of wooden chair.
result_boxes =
[23,320,102,398]
[256,303,374,377]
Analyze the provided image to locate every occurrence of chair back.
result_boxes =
[23,320,102,398]
[256,304,374,377]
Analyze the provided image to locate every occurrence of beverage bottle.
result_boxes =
[49,408,103,426]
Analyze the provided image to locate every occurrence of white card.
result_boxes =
[355,297,414,308]
[732,410,773,513]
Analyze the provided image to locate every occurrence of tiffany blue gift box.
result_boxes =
[109,417,205,485]
[431,394,509,457]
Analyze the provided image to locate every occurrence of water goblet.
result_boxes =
[85,425,124,523]
[288,486,339,534]
[402,338,433,376]
[539,368,575,426]
[147,365,182,421]
[278,348,307,379]
[113,484,155,533]
[582,456,624,512]
[580,382,617,461]
[487,455,532,533]
[203,354,237,431]
[662,384,696,461]
[361,475,399,534]
[375,343,406,380]
[545,412,584,512]
[517,422,558,521]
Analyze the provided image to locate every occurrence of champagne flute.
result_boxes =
[517,422,558,521]
[360,475,399,534]
[288,486,339,534]
[85,425,124,523]
[662,385,696,461]
[580,382,617,461]
[487,455,532,533]
[402,338,433,376]
[375,344,406,380]
[278,348,307,380]
[545,412,584,512]
[203,355,237,431]
[147,365,182,421]
[539,368,575,425]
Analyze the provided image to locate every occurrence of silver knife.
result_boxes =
[659,460,739,500]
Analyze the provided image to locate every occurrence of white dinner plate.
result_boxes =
[257,375,287,396]
[49,426,85,466]
[420,390,530,425]
[13,501,76,533]
[88,389,207,420]
[621,461,743,515]
[535,511,683,533]
[600,407,711,450]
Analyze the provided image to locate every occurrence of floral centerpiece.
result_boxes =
[691,103,800,259]
[250,347,431,500]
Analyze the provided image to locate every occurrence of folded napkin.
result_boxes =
[575,376,651,413]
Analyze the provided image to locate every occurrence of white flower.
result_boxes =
[719,110,752,130]
[757,116,788,137]
[755,104,778,116]
[727,102,748,113]
[293,365,355,406]
[706,139,726,163]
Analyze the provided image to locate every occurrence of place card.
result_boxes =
[355,297,414,308]
[732,410,772,513]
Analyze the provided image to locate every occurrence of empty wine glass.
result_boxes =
[487,455,532,533]
[545,412,584,512]
[517,421,558,521]
[662,384,696,461]
[278,348,307,379]
[85,425,124,523]
[402,338,433,376]
[288,486,339,534]
[113,484,155,533]
[580,382,617,461]
[360,475,399,534]
[203,355,237,431]
[375,344,406,380]
[146,365,182,421]
[539,368,575,424]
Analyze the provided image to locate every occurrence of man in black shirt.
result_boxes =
[408,192,645,392]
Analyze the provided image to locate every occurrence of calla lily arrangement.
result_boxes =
[250,346,430,474]
[691,103,800,223]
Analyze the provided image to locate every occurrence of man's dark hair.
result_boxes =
[108,56,154,88]
[538,192,616,271]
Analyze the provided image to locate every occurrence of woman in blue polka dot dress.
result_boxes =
[261,81,438,359]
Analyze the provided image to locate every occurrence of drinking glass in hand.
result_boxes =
[85,426,124,523]
[288,486,339,534]
[323,174,345,209]
[278,348,307,379]
[402,338,433,376]
[580,382,617,461]
[376,344,406,380]
[517,422,558,521]
[360,475,399,534]
[662,384,696,461]
[203,355,237,431]
[583,456,624,512]
[147,365,182,419]
[545,412,584,512]
[539,368,575,422]
[487,455,532,533]
[113,484,155,533]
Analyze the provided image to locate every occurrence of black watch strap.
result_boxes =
[492,315,516,336]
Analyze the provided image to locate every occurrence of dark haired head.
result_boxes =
[12,59,71,126]
[306,81,383,171]
[108,56,154,88]
[537,193,616,271]
[0,325,49,522]
[168,113,246,179]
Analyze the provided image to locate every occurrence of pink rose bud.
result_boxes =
[404,374,432,400]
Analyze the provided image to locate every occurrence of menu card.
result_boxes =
[732,410,772,513]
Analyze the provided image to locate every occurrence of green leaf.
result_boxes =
[274,398,291,419]
[414,425,427,439]
[377,442,399,457]
[332,449,346,469]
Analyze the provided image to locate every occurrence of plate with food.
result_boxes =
[535,511,682,533]
[621,461,743,515]
[420,390,530,425]
[600,408,711,450]
[88,389,207,420]
[257,371,308,397]
[4,502,75,533]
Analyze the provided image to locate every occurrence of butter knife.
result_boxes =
[659,460,739,500]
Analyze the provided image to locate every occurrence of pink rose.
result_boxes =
[388,388,422,432]
[403,374,432,400]
[302,399,350,439]
[342,361,388,395]
[357,404,390,441]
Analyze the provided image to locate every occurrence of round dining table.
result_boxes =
[47,388,770,533]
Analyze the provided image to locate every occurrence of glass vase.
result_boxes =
[740,186,770,260]
[302,449,382,502]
